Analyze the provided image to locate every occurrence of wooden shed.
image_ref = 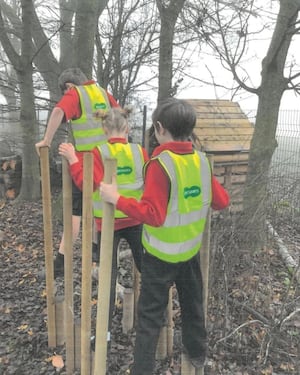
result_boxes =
[186,99,254,211]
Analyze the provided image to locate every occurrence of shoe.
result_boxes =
[190,354,206,368]
[54,253,64,279]
[183,340,207,369]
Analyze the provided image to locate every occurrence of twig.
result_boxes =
[280,307,300,330]
[228,296,270,325]
[267,221,300,283]
[214,319,265,346]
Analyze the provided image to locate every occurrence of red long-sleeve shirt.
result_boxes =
[116,141,230,227]
[69,138,149,231]
[56,80,119,121]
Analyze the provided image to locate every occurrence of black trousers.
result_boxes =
[98,224,143,331]
[131,251,207,375]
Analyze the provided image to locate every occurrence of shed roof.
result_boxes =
[187,99,254,154]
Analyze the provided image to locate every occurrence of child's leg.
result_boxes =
[121,224,143,273]
[57,214,81,255]
[131,252,171,375]
[175,253,207,361]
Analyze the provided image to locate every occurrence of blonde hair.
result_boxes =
[94,106,132,132]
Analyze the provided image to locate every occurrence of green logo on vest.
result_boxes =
[184,186,201,199]
[117,166,132,175]
[95,103,107,110]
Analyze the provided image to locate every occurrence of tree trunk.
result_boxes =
[73,0,99,78]
[17,0,40,201]
[243,0,300,249]
[156,0,186,102]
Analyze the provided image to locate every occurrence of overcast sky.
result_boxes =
[177,1,300,114]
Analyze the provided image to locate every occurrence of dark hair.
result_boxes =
[152,98,196,140]
[58,68,88,92]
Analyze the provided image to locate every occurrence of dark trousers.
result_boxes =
[98,225,143,331]
[131,251,207,375]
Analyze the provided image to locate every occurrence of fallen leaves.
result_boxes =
[51,354,64,369]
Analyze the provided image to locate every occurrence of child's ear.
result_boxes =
[153,121,163,134]
[155,121,164,134]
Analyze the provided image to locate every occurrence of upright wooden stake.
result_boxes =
[94,158,117,375]
[183,155,213,375]
[181,352,195,375]
[133,265,140,325]
[81,153,94,375]
[195,156,213,375]
[62,158,75,374]
[167,286,174,357]
[40,147,56,347]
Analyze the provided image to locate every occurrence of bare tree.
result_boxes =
[0,0,110,199]
[184,0,300,248]
[243,0,300,248]
[156,0,186,101]
[95,0,159,105]
[74,0,109,77]
[0,0,40,200]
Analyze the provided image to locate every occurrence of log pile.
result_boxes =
[0,155,22,199]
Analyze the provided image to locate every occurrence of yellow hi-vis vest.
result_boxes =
[142,150,212,263]
[71,83,111,151]
[93,142,144,219]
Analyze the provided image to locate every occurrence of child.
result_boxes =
[35,68,119,278]
[58,106,149,336]
[100,98,230,374]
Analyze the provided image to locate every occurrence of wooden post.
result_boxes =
[94,158,117,375]
[182,155,213,374]
[81,153,94,374]
[74,318,81,370]
[181,352,195,375]
[40,147,56,347]
[122,288,134,333]
[156,326,167,360]
[201,155,213,318]
[194,156,213,375]
[167,286,174,357]
[55,295,65,346]
[133,265,140,325]
[62,158,75,374]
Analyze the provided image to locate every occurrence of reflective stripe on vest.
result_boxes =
[142,150,212,263]
[71,84,110,151]
[93,143,144,218]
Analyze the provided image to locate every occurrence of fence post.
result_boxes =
[94,158,117,375]
[62,157,75,374]
[40,147,56,347]
[81,153,94,374]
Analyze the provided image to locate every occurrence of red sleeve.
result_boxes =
[211,176,230,210]
[107,92,120,108]
[55,88,80,121]
[117,159,168,226]
[69,148,104,191]
[116,161,229,225]
[141,147,150,162]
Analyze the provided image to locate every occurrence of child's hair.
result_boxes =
[58,68,88,92]
[95,106,132,132]
[152,98,196,140]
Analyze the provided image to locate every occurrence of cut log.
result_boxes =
[0,155,22,199]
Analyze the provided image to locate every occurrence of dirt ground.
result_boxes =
[0,192,299,375]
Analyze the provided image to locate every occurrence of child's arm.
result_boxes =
[211,176,230,210]
[59,144,104,191]
[100,159,168,226]
[58,143,78,165]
